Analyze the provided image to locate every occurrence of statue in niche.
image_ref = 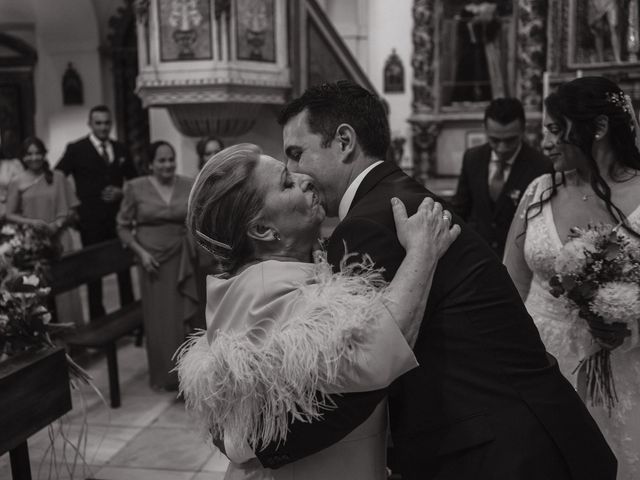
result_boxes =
[384,49,405,93]
[62,63,84,106]
[449,1,508,104]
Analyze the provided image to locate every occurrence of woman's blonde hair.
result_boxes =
[187,143,264,273]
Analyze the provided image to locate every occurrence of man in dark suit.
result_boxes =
[451,98,552,257]
[57,105,137,319]
[246,81,616,479]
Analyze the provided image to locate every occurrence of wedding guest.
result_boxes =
[504,76,640,480]
[196,136,224,170]
[57,105,137,319]
[451,97,552,257]
[0,129,24,220]
[6,137,83,325]
[177,143,460,479]
[117,140,198,391]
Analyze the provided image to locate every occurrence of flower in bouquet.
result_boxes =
[590,282,640,325]
[554,237,598,276]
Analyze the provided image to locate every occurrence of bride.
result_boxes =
[176,143,459,480]
[504,76,640,479]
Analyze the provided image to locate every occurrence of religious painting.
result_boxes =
[440,0,514,107]
[569,0,640,66]
[158,0,213,62]
[236,0,276,62]
[384,49,405,93]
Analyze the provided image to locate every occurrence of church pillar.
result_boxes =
[409,0,437,181]
[516,0,547,110]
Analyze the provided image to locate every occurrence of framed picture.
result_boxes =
[466,130,487,149]
[158,0,213,62]
[568,0,640,68]
[236,0,276,62]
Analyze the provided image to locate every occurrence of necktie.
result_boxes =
[488,160,506,202]
[100,141,110,165]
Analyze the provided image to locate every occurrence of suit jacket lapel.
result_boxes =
[349,161,401,215]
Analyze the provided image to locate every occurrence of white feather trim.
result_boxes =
[174,252,389,449]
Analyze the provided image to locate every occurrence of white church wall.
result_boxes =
[149,105,284,178]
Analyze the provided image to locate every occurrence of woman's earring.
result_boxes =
[273,232,281,241]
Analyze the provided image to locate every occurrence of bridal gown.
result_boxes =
[520,174,640,479]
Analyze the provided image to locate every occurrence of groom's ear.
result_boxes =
[247,223,278,243]
[335,123,356,161]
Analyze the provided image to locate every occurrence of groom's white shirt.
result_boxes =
[338,161,384,220]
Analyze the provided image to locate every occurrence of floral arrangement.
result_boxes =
[0,223,84,363]
[549,223,640,411]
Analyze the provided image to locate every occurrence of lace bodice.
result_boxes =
[523,174,640,280]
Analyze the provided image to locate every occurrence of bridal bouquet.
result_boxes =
[549,224,640,411]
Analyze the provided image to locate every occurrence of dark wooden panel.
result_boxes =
[49,239,135,294]
[0,348,72,455]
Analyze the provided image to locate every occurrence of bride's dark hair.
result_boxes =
[525,76,640,238]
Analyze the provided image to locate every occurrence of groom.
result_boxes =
[250,81,616,479]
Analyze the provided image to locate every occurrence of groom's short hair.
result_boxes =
[278,80,390,160]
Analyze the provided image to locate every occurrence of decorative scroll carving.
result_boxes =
[411,0,436,113]
[410,121,441,181]
[516,0,547,109]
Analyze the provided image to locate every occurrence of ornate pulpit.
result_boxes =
[410,0,547,182]
[134,0,291,138]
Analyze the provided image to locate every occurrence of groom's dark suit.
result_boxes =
[256,162,616,479]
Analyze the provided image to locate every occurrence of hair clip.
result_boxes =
[195,230,232,251]
[605,91,632,116]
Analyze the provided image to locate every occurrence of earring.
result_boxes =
[273,232,281,241]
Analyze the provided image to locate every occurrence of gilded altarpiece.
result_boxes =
[410,0,547,182]
[547,0,640,110]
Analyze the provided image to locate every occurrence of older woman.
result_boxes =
[177,144,460,480]
[117,140,198,391]
[504,76,640,479]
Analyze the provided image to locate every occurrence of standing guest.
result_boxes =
[6,137,83,324]
[196,136,224,170]
[504,76,640,480]
[117,140,198,391]
[57,105,137,319]
[451,97,552,257]
[0,130,24,220]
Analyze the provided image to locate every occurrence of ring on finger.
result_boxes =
[442,211,452,223]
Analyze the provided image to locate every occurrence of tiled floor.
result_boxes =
[0,340,230,480]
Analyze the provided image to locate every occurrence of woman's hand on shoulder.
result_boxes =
[391,197,461,259]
